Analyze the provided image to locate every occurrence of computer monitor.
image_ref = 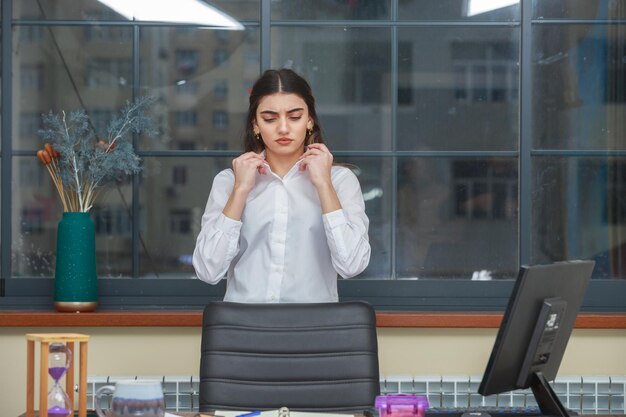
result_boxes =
[478,260,595,417]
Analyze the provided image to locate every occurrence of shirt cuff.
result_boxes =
[323,209,347,230]
[216,212,242,236]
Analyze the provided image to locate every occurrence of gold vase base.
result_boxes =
[54,301,98,313]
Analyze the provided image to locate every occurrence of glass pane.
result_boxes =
[533,24,626,150]
[12,156,57,277]
[12,156,133,277]
[533,0,625,20]
[335,157,392,279]
[271,0,390,20]
[398,27,519,151]
[139,26,260,150]
[139,157,232,277]
[271,27,392,151]
[397,157,518,278]
[399,0,519,21]
[14,0,258,22]
[13,25,133,151]
[532,157,626,279]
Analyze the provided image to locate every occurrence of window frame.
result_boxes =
[1,0,625,314]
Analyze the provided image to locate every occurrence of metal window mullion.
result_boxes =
[260,0,270,72]
[269,20,518,28]
[519,0,532,265]
[390,0,398,279]
[132,24,140,278]
[1,0,14,284]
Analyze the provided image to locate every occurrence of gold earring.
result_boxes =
[255,131,261,140]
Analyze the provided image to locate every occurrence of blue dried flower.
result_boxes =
[37,96,158,212]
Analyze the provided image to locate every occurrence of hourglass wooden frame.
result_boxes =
[26,333,90,417]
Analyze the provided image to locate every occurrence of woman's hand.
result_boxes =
[300,143,341,213]
[232,152,266,193]
[223,152,266,221]
[300,143,333,189]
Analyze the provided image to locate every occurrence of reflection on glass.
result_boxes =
[532,157,626,279]
[139,157,232,277]
[397,27,519,151]
[139,26,260,150]
[397,157,518,279]
[398,0,519,21]
[533,0,625,20]
[335,157,392,279]
[533,24,626,149]
[271,0,390,20]
[14,0,260,21]
[12,157,132,277]
[13,25,133,151]
[95,0,244,28]
[271,27,392,151]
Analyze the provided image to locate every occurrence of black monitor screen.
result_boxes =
[478,260,595,417]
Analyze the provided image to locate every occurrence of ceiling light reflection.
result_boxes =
[97,0,244,30]
[465,0,518,17]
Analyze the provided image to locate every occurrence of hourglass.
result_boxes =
[26,333,90,417]
[48,342,72,417]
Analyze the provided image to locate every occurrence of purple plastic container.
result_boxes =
[375,394,429,417]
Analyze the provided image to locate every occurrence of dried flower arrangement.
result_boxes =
[37,96,157,212]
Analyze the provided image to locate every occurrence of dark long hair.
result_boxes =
[244,69,324,153]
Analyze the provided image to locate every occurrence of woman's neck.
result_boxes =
[265,151,303,178]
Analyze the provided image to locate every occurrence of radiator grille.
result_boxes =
[86,375,626,414]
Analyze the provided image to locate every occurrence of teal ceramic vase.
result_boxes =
[54,212,98,312]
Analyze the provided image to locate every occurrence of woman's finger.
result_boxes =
[306,143,330,153]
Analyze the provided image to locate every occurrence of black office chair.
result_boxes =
[199,301,380,413]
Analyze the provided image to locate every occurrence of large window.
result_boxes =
[1,0,625,311]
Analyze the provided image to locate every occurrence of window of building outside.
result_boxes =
[172,166,187,186]
[2,0,625,312]
[212,111,229,129]
[20,64,44,91]
[174,111,198,127]
[213,80,228,99]
[170,209,192,235]
[175,49,200,75]
[86,58,132,88]
[21,208,44,235]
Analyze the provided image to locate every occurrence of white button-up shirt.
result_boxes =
[192,159,371,303]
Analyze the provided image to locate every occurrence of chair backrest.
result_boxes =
[199,301,380,412]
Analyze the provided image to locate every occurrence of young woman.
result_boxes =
[192,69,371,302]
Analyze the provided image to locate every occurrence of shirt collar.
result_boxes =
[259,151,305,180]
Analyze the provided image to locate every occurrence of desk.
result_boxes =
[17,413,625,417]
[16,413,199,417]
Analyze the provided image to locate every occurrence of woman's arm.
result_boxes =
[322,168,371,278]
[192,170,242,284]
[300,144,371,277]
[193,152,266,284]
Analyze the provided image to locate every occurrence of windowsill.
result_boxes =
[1,311,625,328]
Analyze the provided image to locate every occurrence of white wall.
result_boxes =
[2,327,625,416]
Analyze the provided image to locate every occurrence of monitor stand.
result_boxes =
[529,372,573,417]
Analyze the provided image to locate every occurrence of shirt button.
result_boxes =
[270,295,276,301]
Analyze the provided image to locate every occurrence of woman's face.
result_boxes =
[253,92,313,159]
